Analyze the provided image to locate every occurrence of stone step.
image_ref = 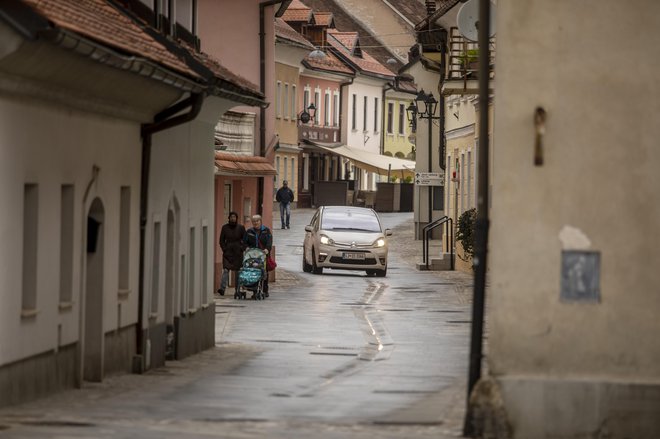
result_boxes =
[416,253,454,271]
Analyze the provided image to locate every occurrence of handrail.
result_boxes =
[422,216,454,271]
[422,216,447,264]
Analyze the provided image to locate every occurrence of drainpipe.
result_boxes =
[381,83,393,156]
[259,0,287,216]
[464,0,491,433]
[339,76,355,183]
[439,31,447,171]
[338,76,355,185]
[135,93,204,373]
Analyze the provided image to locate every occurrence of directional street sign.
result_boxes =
[415,172,445,186]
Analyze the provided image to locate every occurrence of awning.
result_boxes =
[214,151,277,177]
[304,141,416,176]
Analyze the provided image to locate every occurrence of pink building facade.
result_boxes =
[198,0,284,291]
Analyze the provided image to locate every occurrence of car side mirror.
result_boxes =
[305,225,313,232]
[385,229,392,236]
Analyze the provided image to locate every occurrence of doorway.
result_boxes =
[164,208,177,360]
[84,198,105,382]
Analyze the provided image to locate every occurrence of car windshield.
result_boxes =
[321,209,382,233]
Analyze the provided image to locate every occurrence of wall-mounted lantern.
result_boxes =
[298,102,316,124]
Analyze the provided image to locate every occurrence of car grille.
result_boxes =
[329,257,377,265]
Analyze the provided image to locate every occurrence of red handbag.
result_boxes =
[266,255,277,271]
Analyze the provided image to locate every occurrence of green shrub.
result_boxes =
[456,208,476,262]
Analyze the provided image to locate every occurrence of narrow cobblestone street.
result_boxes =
[0,209,474,438]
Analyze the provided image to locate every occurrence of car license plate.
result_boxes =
[342,252,365,260]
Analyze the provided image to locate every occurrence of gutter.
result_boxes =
[134,93,205,372]
[464,0,492,433]
[381,83,393,155]
[439,31,447,171]
[45,28,203,93]
[258,0,290,215]
[339,76,355,144]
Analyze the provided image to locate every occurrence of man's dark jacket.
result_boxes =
[276,186,294,204]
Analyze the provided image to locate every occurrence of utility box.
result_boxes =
[313,180,349,206]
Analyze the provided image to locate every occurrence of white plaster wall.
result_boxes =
[490,0,660,379]
[404,62,443,226]
[146,97,235,324]
[346,77,386,155]
[0,96,141,365]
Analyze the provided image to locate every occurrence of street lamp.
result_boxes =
[298,102,316,124]
[407,89,443,236]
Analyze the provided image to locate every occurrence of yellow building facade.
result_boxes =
[274,59,302,203]
[382,91,416,164]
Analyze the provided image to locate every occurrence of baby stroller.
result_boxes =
[235,248,267,300]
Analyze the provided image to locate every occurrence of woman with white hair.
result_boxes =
[243,215,273,297]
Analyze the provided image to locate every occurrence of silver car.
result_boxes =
[302,206,392,277]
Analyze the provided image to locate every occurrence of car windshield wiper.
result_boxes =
[329,227,378,232]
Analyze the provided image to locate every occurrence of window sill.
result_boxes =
[118,289,131,300]
[202,303,210,310]
[59,301,74,312]
[148,312,158,320]
[187,308,197,315]
[21,308,39,319]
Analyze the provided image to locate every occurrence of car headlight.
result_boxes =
[320,235,334,245]
[374,238,386,248]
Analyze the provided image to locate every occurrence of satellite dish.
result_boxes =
[457,0,496,42]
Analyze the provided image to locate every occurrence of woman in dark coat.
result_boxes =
[243,214,273,296]
[218,212,245,296]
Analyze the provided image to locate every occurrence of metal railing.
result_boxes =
[447,27,495,82]
[422,216,454,271]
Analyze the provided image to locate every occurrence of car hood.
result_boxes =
[320,229,383,245]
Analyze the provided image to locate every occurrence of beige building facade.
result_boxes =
[476,0,660,436]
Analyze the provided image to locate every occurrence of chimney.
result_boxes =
[426,0,436,16]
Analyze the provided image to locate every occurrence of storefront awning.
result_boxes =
[214,151,277,177]
[304,141,416,176]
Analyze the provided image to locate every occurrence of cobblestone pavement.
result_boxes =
[0,209,475,439]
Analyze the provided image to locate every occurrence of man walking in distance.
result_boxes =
[275,180,294,229]
[217,211,245,296]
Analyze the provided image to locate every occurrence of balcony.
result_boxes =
[299,123,340,144]
[445,27,495,93]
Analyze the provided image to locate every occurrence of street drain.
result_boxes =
[429,310,463,313]
[197,418,268,423]
[20,420,95,428]
[253,339,298,344]
[309,352,357,356]
[447,320,471,324]
[373,389,436,394]
[371,420,444,426]
[379,309,413,312]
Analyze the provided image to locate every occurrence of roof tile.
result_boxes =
[23,0,197,78]
[303,49,353,75]
[215,151,277,176]
[275,17,315,50]
[282,0,312,22]
[327,29,394,79]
